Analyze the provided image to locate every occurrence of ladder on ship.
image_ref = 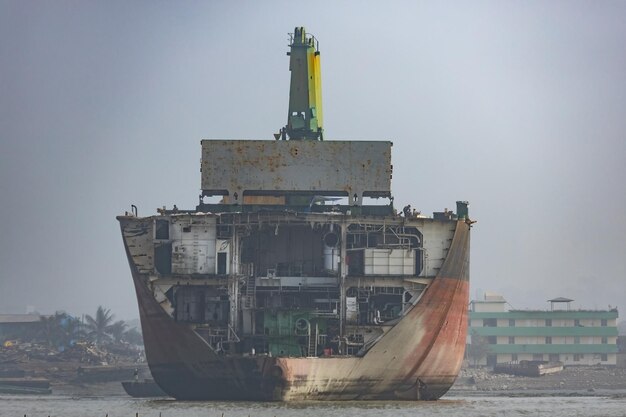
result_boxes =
[208,327,227,349]
[308,323,318,357]
[244,276,256,309]
[207,325,240,348]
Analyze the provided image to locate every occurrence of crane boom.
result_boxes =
[284,27,323,140]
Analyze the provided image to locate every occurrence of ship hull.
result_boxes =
[121,219,470,401]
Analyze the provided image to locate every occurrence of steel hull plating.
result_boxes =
[121,220,470,401]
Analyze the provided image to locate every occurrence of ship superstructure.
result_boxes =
[118,27,471,401]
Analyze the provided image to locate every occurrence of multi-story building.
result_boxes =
[468,293,619,366]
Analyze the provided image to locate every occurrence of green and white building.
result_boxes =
[468,293,619,366]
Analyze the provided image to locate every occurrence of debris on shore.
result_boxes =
[1,339,147,395]
[451,365,626,394]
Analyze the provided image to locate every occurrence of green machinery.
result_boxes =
[263,311,328,357]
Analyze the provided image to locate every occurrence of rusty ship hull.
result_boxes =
[117,27,471,401]
[118,213,470,401]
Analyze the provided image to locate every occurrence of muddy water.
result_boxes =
[2,394,626,417]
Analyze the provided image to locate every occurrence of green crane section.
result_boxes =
[284,27,324,141]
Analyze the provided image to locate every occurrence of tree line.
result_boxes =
[37,306,143,349]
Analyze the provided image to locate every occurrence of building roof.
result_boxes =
[548,297,574,303]
[470,310,618,319]
[0,314,42,324]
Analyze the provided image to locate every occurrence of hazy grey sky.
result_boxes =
[1,1,625,319]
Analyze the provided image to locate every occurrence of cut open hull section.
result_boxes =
[120,218,470,401]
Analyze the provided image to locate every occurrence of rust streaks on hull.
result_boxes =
[274,221,470,400]
[118,219,470,401]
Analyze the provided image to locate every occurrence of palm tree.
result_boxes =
[84,306,115,345]
[108,320,128,343]
[39,312,83,349]
[122,327,144,346]
[39,313,64,347]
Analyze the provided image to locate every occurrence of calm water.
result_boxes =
[2,395,626,417]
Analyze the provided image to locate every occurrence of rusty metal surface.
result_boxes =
[275,221,470,400]
[200,140,392,203]
[118,217,470,401]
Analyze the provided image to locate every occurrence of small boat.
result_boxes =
[0,378,51,395]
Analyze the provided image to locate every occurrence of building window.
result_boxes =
[533,354,544,361]
[601,319,607,327]
[483,318,497,327]
[509,319,515,327]
[574,354,581,362]
[574,336,580,344]
[545,336,552,344]
[545,319,552,327]
[574,319,581,327]
[602,337,608,344]
[487,336,497,344]
[601,354,608,361]
[508,336,515,344]
[549,354,559,362]
[512,353,518,362]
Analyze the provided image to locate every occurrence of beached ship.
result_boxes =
[117,27,472,401]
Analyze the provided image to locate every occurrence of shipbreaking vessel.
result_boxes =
[118,27,471,401]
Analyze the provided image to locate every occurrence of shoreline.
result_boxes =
[3,354,626,399]
[448,365,626,398]
[446,388,626,398]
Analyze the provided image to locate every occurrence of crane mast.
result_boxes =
[281,27,324,141]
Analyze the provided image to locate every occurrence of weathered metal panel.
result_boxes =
[363,248,415,276]
[346,297,358,323]
[119,218,154,274]
[171,243,210,274]
[200,140,392,203]
[169,216,217,275]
